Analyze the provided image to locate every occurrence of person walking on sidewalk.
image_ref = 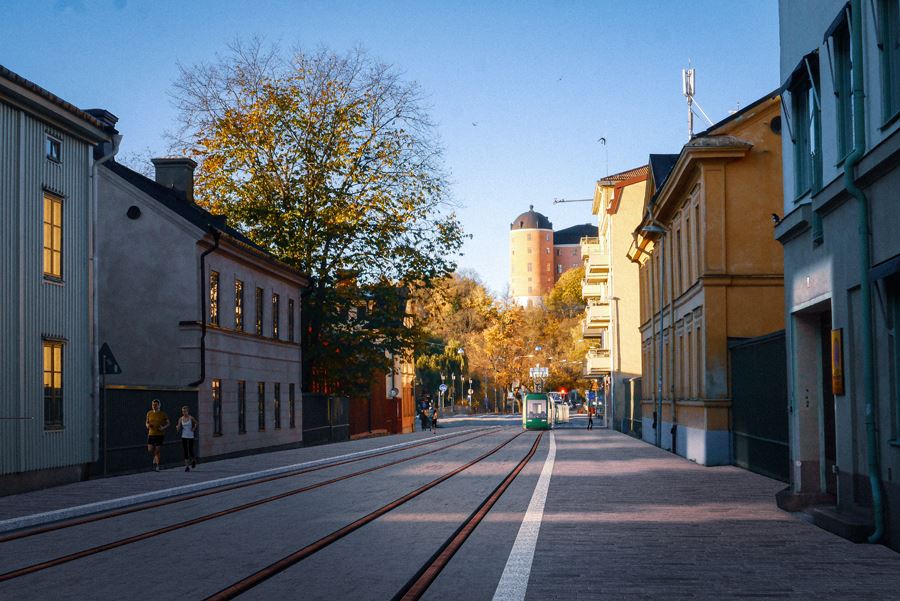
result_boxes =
[145,399,170,471]
[175,406,199,472]
[430,406,437,433]
[587,406,594,430]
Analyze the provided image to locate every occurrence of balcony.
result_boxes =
[582,320,607,338]
[580,236,600,259]
[581,280,606,299]
[585,303,611,323]
[583,348,611,376]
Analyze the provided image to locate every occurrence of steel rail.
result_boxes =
[391,432,543,601]
[0,426,496,544]
[203,431,529,601]
[0,429,501,582]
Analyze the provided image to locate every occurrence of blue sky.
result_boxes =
[2,0,780,294]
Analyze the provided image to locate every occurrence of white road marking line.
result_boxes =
[492,431,555,601]
[0,427,488,533]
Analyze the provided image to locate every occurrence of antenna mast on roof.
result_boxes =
[683,66,695,139]
[682,64,714,139]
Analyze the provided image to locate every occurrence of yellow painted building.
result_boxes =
[628,92,784,465]
[581,166,648,432]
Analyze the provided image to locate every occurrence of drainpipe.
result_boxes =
[189,228,221,388]
[845,0,883,544]
[90,134,121,461]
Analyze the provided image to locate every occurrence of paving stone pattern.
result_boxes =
[527,429,900,600]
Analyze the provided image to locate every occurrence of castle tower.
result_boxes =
[509,205,554,307]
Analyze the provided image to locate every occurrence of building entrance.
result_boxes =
[819,312,837,495]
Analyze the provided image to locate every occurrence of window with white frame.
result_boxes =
[45,135,61,162]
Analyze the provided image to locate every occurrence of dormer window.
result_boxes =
[45,135,61,162]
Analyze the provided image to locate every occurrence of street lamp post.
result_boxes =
[440,372,446,416]
[456,348,466,413]
[451,373,456,411]
[641,223,666,448]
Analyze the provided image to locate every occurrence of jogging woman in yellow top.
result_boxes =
[145,399,170,471]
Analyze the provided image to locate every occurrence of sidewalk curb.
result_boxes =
[0,427,487,535]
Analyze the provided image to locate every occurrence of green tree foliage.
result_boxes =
[171,40,464,391]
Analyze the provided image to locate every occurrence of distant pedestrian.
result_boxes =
[430,406,437,432]
[175,406,198,472]
[420,406,428,432]
[587,407,594,430]
[145,399,170,471]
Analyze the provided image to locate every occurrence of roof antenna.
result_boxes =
[682,62,713,139]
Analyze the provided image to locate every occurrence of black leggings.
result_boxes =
[181,438,195,460]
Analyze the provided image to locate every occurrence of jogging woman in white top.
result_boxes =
[175,406,199,472]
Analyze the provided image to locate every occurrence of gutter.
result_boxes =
[845,0,884,544]
[90,134,121,460]
[189,228,221,388]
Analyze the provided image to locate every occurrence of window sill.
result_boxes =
[792,189,812,204]
[44,427,64,432]
[213,432,223,437]
[43,276,64,286]
[880,110,900,131]
[890,439,900,448]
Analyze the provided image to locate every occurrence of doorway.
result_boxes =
[819,311,837,495]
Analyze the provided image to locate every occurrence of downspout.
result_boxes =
[845,0,883,544]
[188,228,221,388]
[90,134,121,460]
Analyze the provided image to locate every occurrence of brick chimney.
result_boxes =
[151,157,197,203]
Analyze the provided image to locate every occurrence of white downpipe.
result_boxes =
[89,135,121,460]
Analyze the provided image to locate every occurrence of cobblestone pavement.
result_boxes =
[526,428,900,600]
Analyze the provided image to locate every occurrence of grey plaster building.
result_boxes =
[775,0,900,549]
[96,157,309,470]
[0,66,115,493]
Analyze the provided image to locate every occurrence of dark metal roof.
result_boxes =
[553,223,597,245]
[510,205,552,230]
[103,161,308,281]
[0,64,116,134]
[692,88,781,139]
[648,154,679,190]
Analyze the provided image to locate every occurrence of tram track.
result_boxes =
[202,430,534,601]
[0,426,496,545]
[391,432,544,601]
[0,427,502,583]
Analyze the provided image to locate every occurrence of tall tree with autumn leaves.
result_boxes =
[171,40,464,392]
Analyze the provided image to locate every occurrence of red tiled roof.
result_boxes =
[601,165,649,183]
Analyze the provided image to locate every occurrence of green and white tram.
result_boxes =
[523,393,553,430]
